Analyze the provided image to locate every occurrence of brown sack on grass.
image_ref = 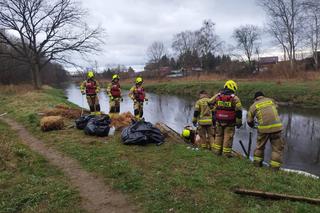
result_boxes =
[40,116,64,132]
[110,112,134,130]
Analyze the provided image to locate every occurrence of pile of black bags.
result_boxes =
[121,119,165,146]
[75,114,111,137]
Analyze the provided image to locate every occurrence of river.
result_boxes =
[65,83,320,176]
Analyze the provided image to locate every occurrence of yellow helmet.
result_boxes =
[87,71,94,78]
[224,80,238,92]
[182,129,191,138]
[136,77,143,84]
[112,74,119,80]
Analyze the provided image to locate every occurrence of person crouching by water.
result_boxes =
[80,71,101,115]
[208,80,243,157]
[192,90,215,150]
[106,74,123,115]
[247,91,284,170]
[129,77,148,120]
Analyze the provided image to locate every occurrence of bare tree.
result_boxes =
[172,30,200,56]
[146,41,166,66]
[303,0,320,70]
[258,0,304,70]
[197,19,222,56]
[0,0,104,89]
[233,25,260,70]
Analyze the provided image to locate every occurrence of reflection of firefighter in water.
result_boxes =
[129,77,148,119]
[209,80,242,157]
[247,91,284,170]
[106,74,123,114]
[80,71,101,115]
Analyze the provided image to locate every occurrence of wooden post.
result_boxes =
[233,188,320,205]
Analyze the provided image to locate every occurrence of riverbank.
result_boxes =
[129,80,320,108]
[1,85,320,212]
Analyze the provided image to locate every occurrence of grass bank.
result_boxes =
[1,86,320,212]
[136,80,320,108]
[0,120,83,213]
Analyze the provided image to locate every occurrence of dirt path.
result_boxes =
[1,117,137,213]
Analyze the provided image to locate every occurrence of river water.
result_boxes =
[65,83,320,176]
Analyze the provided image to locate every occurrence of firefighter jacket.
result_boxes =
[107,82,121,98]
[193,97,212,125]
[80,79,100,95]
[209,89,242,125]
[129,86,146,102]
[247,96,283,134]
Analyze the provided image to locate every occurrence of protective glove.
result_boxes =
[236,118,242,129]
[110,96,114,101]
[192,120,198,127]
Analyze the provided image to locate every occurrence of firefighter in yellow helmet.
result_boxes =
[208,80,242,157]
[181,126,196,145]
[192,90,215,149]
[129,77,148,119]
[80,71,101,115]
[247,91,284,170]
[106,74,122,114]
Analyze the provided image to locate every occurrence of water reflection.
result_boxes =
[65,83,320,176]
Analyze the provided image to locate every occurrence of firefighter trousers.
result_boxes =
[109,98,120,114]
[197,125,215,149]
[86,95,100,114]
[254,131,284,169]
[212,123,235,157]
[134,101,144,119]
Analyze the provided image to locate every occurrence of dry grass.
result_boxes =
[42,104,85,119]
[0,84,35,95]
[40,116,64,132]
[110,112,134,130]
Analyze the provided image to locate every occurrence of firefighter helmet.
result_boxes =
[224,80,238,92]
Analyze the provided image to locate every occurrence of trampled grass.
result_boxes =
[0,85,320,212]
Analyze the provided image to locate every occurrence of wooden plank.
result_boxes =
[233,188,320,205]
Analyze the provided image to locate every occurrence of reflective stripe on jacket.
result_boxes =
[129,86,146,102]
[194,97,212,125]
[80,79,100,95]
[107,82,121,98]
[247,96,283,133]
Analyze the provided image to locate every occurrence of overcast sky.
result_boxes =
[79,0,270,69]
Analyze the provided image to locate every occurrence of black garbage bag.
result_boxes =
[121,120,165,145]
[75,115,95,130]
[84,115,111,137]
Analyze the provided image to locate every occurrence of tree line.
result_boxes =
[146,0,320,73]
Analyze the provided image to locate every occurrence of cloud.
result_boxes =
[76,0,268,68]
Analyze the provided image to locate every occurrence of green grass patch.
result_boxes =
[0,86,320,212]
[0,120,83,213]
